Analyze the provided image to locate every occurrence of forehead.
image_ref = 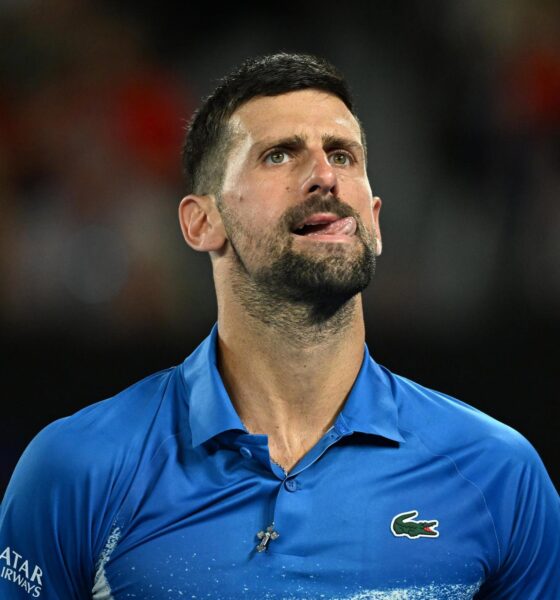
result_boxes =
[229,89,362,144]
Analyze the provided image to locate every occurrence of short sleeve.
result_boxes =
[475,437,560,599]
[0,419,120,599]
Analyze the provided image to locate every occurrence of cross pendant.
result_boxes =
[256,524,279,552]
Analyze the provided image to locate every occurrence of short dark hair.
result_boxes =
[181,53,363,196]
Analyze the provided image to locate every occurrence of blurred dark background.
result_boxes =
[1,0,559,495]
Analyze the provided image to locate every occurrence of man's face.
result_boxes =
[217,89,381,303]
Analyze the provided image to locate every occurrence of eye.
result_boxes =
[264,150,289,165]
[329,151,353,166]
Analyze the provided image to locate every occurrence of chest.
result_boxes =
[94,439,493,599]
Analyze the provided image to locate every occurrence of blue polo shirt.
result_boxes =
[1,326,558,599]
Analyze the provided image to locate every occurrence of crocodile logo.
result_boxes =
[391,510,439,539]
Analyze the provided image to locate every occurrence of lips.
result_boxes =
[292,213,357,237]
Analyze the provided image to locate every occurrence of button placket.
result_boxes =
[239,446,252,459]
[284,478,298,492]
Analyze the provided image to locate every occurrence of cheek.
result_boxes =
[235,180,290,227]
[229,204,283,253]
[339,171,370,196]
[340,180,372,214]
[351,191,378,237]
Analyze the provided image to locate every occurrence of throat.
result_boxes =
[267,431,326,474]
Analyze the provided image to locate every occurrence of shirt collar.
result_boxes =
[182,324,246,448]
[182,324,404,447]
[337,348,405,443]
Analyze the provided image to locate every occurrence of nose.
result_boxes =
[301,153,338,197]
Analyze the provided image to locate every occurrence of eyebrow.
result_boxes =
[253,133,364,158]
[321,134,364,157]
[253,134,306,156]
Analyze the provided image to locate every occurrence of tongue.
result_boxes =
[303,217,356,236]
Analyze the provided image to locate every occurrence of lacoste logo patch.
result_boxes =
[391,510,439,539]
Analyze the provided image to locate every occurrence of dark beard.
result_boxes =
[222,194,377,327]
[252,235,375,322]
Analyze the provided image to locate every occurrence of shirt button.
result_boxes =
[240,447,252,459]
[284,478,297,492]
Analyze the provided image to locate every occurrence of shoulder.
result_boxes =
[2,366,188,568]
[385,367,542,472]
[384,367,559,569]
[12,366,183,495]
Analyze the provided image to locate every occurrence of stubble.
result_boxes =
[219,194,377,343]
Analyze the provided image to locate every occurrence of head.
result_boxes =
[181,53,365,197]
[179,54,381,330]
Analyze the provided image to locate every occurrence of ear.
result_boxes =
[372,196,382,256]
[178,194,226,252]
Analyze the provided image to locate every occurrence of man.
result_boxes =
[0,53,558,599]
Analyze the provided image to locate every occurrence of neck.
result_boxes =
[216,285,366,473]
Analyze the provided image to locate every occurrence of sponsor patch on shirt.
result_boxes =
[0,546,43,597]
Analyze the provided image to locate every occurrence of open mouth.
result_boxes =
[292,213,357,238]
[423,526,435,534]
